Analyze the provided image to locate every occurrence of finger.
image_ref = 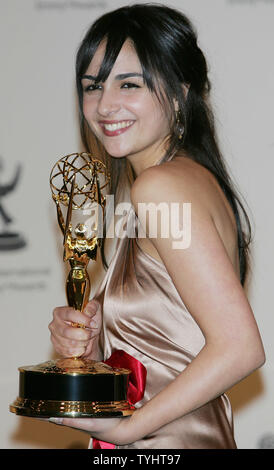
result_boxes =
[53,306,94,330]
[84,300,100,317]
[50,335,87,358]
[49,417,98,432]
[84,301,102,325]
[50,318,93,342]
[51,330,92,349]
[84,301,102,330]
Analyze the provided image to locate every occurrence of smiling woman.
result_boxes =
[48,4,265,449]
[80,39,170,165]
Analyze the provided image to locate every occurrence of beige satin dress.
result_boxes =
[95,206,237,449]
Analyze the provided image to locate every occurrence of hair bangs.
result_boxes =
[94,31,127,84]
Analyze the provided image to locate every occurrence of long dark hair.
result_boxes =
[76,3,252,286]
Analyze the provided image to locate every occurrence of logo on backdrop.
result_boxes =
[0,157,26,251]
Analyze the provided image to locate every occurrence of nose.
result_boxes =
[97,87,121,117]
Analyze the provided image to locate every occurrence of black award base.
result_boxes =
[10,358,135,418]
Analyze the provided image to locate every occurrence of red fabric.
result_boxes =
[92,350,147,449]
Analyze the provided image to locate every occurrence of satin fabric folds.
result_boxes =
[93,207,237,449]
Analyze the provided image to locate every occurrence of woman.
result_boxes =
[49,4,265,448]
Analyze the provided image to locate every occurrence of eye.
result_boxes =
[83,83,102,93]
[121,82,140,89]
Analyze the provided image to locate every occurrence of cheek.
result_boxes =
[128,99,165,126]
[136,95,169,126]
[82,105,90,122]
[82,102,100,136]
[122,95,144,116]
[82,97,96,121]
[149,105,170,134]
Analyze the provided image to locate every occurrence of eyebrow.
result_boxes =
[81,72,143,81]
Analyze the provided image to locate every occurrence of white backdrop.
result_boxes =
[0,0,273,449]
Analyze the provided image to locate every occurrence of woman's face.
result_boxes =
[81,39,171,172]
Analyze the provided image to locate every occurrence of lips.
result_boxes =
[99,120,135,136]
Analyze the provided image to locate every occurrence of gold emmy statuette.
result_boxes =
[10,152,134,418]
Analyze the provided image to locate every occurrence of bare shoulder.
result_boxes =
[131,155,195,198]
[131,155,240,276]
[131,155,231,219]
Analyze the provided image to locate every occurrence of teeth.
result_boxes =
[103,121,133,131]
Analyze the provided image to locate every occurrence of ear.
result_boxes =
[182,83,190,98]
[173,83,190,110]
[174,99,179,112]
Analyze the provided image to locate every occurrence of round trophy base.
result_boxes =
[10,358,135,418]
[10,398,134,418]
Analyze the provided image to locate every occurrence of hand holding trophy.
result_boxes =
[10,152,134,419]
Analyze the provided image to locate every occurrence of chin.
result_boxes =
[104,145,131,159]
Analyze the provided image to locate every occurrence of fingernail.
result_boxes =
[49,417,63,425]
